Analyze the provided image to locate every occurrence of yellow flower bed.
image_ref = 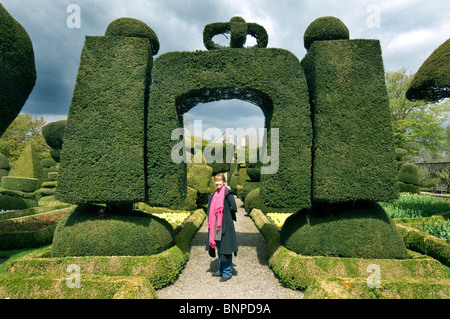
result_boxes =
[266,213,292,229]
[152,212,191,229]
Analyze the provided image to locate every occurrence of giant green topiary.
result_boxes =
[51,205,175,257]
[301,22,398,204]
[280,202,409,259]
[0,4,36,137]
[56,33,153,206]
[406,38,449,102]
[397,163,420,194]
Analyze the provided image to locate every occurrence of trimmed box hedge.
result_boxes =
[301,39,398,204]
[56,35,153,205]
[1,176,39,193]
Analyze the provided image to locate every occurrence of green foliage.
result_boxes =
[280,202,409,259]
[303,16,349,50]
[397,163,420,194]
[147,47,312,209]
[51,205,175,257]
[302,39,398,203]
[56,35,153,205]
[187,164,213,194]
[41,120,66,162]
[0,114,50,166]
[8,142,46,187]
[244,188,265,213]
[203,16,268,50]
[406,39,450,102]
[105,17,160,56]
[379,193,450,218]
[1,176,39,192]
[419,219,450,244]
[0,4,36,137]
[386,69,448,158]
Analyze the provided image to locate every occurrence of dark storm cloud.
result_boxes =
[0,0,447,131]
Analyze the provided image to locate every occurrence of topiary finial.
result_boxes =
[105,17,160,55]
[203,16,268,50]
[303,16,349,50]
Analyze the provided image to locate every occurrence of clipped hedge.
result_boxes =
[0,4,36,137]
[147,47,312,209]
[9,142,46,187]
[1,176,39,193]
[406,38,449,102]
[4,209,206,295]
[51,205,175,257]
[250,208,450,298]
[303,16,349,51]
[301,37,398,204]
[396,223,450,267]
[397,163,420,194]
[280,202,409,259]
[57,34,153,205]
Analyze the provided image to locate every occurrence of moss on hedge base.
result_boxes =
[280,202,409,259]
[51,205,175,257]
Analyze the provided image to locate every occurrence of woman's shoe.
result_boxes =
[220,276,231,282]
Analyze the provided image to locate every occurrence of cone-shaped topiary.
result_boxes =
[9,142,46,187]
[0,4,36,137]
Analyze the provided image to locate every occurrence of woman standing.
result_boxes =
[206,173,238,282]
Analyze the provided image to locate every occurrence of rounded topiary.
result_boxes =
[280,201,409,259]
[40,157,57,169]
[51,205,175,257]
[397,163,420,194]
[105,17,159,56]
[42,120,66,150]
[244,188,265,213]
[0,4,36,137]
[0,153,9,170]
[304,16,350,50]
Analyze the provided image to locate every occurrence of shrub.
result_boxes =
[244,188,265,213]
[406,39,449,102]
[303,16,349,51]
[56,33,153,205]
[379,193,450,218]
[0,153,9,170]
[240,181,261,201]
[280,201,409,259]
[0,4,36,137]
[51,205,175,257]
[397,163,420,194]
[1,176,39,193]
[301,33,398,204]
[187,164,213,194]
[105,17,159,56]
[8,142,46,187]
[41,120,66,153]
[147,46,312,209]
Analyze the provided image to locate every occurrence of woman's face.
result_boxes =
[215,177,225,189]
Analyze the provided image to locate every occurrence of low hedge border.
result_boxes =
[0,273,157,299]
[396,223,450,267]
[249,208,450,299]
[4,208,206,297]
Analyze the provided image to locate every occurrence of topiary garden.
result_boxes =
[0,11,449,299]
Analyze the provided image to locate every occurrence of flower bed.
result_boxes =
[0,210,68,233]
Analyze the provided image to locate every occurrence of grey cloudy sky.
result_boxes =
[2,0,449,141]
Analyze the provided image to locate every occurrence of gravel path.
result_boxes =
[157,196,304,299]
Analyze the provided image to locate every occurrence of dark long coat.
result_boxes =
[205,187,238,256]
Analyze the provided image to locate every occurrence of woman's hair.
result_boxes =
[215,173,226,183]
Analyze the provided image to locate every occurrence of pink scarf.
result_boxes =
[208,185,226,248]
